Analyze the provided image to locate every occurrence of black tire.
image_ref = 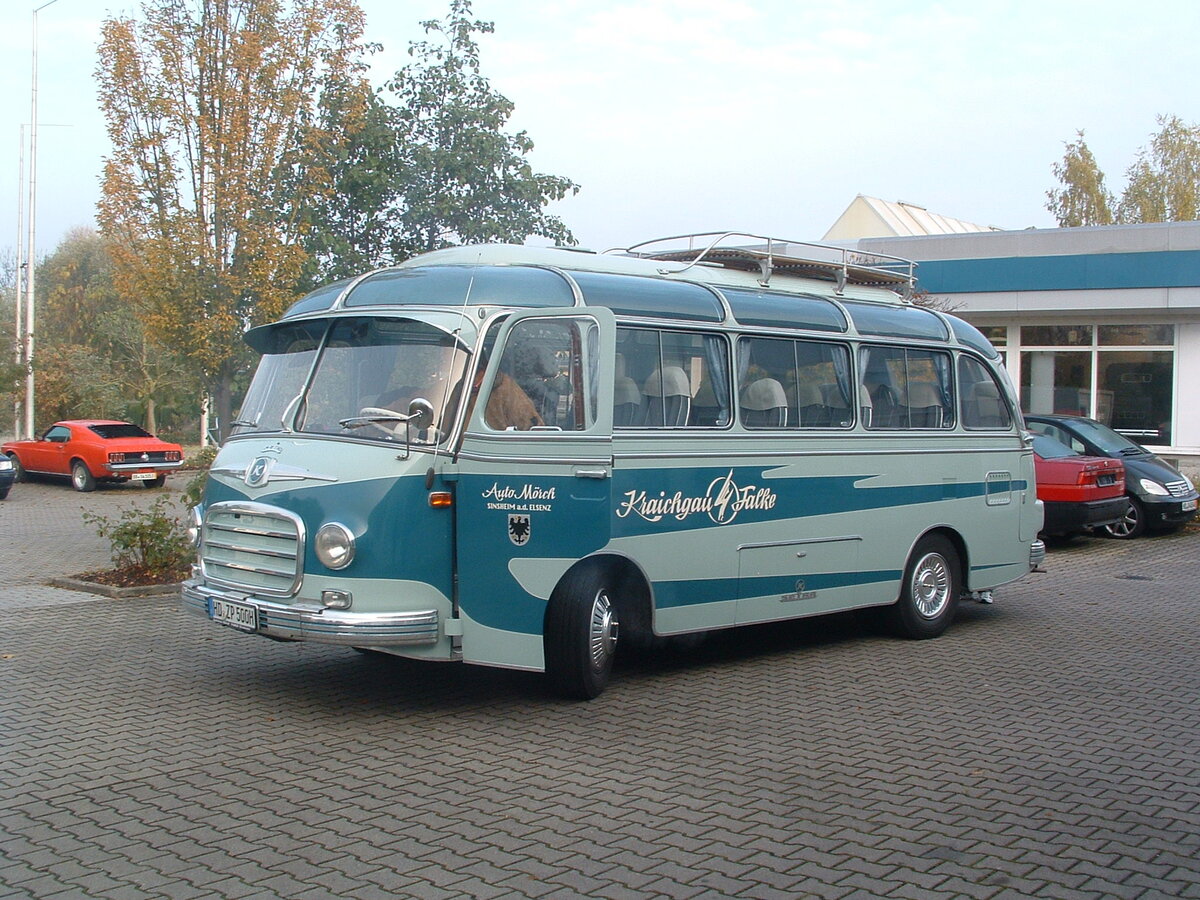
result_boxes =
[1103,496,1144,540]
[144,474,168,488]
[8,454,25,482]
[0,486,9,500]
[544,567,620,700]
[887,535,960,639]
[71,460,96,492]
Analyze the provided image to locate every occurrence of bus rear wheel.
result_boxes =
[887,535,960,639]
[545,568,619,700]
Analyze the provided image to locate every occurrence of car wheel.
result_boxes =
[71,461,97,492]
[886,534,960,640]
[144,474,167,488]
[0,486,9,500]
[1103,497,1144,540]
[544,567,620,700]
[8,454,25,482]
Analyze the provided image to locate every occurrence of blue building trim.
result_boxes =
[916,249,1200,294]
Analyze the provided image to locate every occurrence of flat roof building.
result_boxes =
[834,204,1200,457]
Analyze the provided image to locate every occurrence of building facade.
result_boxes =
[852,221,1200,452]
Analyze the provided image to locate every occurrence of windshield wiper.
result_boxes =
[339,414,408,429]
[1118,446,1147,456]
[229,418,258,428]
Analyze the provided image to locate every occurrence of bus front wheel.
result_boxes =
[545,568,620,700]
[887,535,960,640]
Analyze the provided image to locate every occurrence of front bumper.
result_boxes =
[1142,495,1199,528]
[181,579,440,646]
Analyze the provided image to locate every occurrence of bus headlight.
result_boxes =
[315,522,356,570]
[187,506,203,547]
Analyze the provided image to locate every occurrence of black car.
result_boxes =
[1025,414,1198,538]
[0,453,14,499]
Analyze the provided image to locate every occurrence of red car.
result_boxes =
[1032,433,1127,537]
[2,420,184,492]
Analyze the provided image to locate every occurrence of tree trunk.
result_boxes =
[212,372,236,443]
[145,397,157,435]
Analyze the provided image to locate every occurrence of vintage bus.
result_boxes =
[181,233,1044,699]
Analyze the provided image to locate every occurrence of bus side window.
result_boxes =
[861,346,954,430]
[738,336,853,429]
[615,328,729,428]
[959,356,1012,430]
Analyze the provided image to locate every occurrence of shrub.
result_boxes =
[181,444,218,510]
[82,496,195,578]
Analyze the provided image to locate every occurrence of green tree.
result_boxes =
[289,73,403,285]
[1046,130,1114,227]
[31,229,196,433]
[1117,115,1200,224]
[382,0,578,257]
[96,0,370,438]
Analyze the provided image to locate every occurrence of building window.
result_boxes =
[1017,324,1175,444]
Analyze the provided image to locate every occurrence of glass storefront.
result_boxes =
[1016,324,1175,444]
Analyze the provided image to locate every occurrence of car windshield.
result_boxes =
[89,423,152,439]
[1032,433,1080,460]
[1064,419,1148,456]
[233,316,470,446]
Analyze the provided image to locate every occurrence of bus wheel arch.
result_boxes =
[543,554,651,700]
[887,529,964,640]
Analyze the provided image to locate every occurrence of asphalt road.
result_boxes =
[1,479,1198,899]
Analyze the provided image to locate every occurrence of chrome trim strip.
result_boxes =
[614,444,1026,461]
[202,538,296,559]
[738,534,863,551]
[456,451,614,466]
[181,581,440,646]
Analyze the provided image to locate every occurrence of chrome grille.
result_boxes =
[200,502,304,597]
[1166,480,1191,498]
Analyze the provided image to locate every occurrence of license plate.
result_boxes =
[1184,499,1197,512]
[211,598,258,632]
[130,472,155,481]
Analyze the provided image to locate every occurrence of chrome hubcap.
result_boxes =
[912,552,951,619]
[588,589,618,670]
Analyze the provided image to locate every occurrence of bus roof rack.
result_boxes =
[613,232,917,297]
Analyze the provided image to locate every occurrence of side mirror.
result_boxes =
[407,397,434,431]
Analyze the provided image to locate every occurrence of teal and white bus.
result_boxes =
[182,233,1044,699]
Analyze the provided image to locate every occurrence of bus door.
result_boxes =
[453,307,616,670]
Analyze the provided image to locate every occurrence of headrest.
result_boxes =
[614,376,642,405]
[740,378,787,411]
[970,381,1001,399]
[644,366,690,398]
[793,381,822,406]
[906,381,942,407]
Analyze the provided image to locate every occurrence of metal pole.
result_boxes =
[24,0,60,440]
[15,125,26,437]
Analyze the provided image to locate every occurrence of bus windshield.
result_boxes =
[233,317,470,444]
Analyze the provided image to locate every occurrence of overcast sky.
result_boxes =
[3,0,1199,263]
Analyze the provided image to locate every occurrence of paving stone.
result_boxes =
[2,482,1199,898]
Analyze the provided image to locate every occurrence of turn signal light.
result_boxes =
[429,491,453,508]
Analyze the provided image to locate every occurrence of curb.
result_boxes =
[46,577,182,600]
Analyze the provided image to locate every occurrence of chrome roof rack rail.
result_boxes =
[611,231,916,297]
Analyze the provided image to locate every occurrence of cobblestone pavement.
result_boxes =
[2,480,1198,899]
